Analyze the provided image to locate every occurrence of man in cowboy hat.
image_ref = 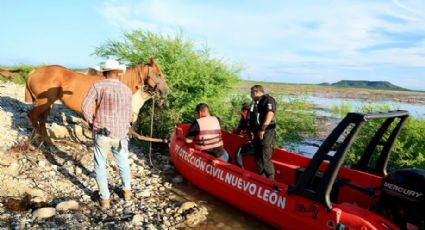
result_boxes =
[82,59,132,208]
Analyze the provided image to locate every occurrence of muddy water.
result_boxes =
[172,183,275,229]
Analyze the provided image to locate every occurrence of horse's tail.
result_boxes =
[24,70,35,103]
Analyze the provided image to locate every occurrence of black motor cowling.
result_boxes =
[377,169,425,230]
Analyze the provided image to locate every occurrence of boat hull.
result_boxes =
[169,124,399,229]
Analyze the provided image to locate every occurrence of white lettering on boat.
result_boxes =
[383,182,423,199]
[175,144,225,181]
[175,144,286,209]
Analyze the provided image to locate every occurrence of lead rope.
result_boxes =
[148,95,155,167]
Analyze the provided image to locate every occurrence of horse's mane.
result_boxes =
[120,64,145,92]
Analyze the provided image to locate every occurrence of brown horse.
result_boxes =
[25,58,169,144]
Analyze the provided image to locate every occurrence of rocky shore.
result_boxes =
[0,82,208,229]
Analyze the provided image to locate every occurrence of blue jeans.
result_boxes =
[219,151,230,162]
[93,134,131,199]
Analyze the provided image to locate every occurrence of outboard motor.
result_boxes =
[376,169,425,230]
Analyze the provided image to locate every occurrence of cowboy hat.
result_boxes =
[100,59,126,73]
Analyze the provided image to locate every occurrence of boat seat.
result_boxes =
[272,161,300,185]
[294,167,350,202]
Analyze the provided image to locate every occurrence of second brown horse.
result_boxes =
[25,58,169,144]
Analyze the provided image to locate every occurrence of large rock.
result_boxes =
[31,196,47,204]
[25,188,46,198]
[37,160,46,168]
[69,115,82,124]
[74,125,88,140]
[178,201,197,214]
[3,162,21,176]
[185,206,208,227]
[32,207,56,219]
[56,200,79,211]
[131,214,144,225]
[47,123,69,139]
[137,190,151,198]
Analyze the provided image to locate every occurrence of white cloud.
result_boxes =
[99,0,425,88]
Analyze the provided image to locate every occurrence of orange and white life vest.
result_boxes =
[194,116,223,151]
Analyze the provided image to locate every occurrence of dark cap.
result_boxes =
[241,103,250,111]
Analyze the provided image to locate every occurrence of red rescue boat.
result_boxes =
[169,111,425,229]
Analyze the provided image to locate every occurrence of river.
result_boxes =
[172,184,275,229]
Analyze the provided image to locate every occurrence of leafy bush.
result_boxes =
[93,30,241,137]
[276,95,318,146]
[0,65,36,85]
[93,30,318,147]
[331,101,352,117]
[346,104,425,170]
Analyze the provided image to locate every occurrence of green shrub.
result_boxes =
[93,30,241,137]
[331,101,352,117]
[276,96,318,146]
[346,104,425,170]
[0,65,36,85]
[93,30,318,147]
[222,93,318,147]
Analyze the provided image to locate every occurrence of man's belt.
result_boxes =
[95,128,111,137]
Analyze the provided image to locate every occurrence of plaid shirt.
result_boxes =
[82,79,132,139]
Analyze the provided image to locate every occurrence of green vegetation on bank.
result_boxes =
[276,96,317,145]
[320,80,409,91]
[331,102,353,117]
[347,104,425,170]
[93,30,318,146]
[238,80,425,96]
[0,65,37,85]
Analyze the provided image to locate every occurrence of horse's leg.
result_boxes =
[27,107,41,140]
[28,104,50,144]
[28,98,52,146]
[39,104,53,145]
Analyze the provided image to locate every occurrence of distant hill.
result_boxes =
[319,80,410,91]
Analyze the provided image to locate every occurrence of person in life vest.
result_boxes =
[249,85,277,180]
[185,103,230,162]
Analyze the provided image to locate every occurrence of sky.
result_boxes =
[1,0,425,90]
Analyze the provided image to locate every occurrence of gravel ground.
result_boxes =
[0,82,208,229]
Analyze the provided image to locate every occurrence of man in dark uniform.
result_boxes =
[249,85,277,180]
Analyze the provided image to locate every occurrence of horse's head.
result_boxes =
[144,58,169,102]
